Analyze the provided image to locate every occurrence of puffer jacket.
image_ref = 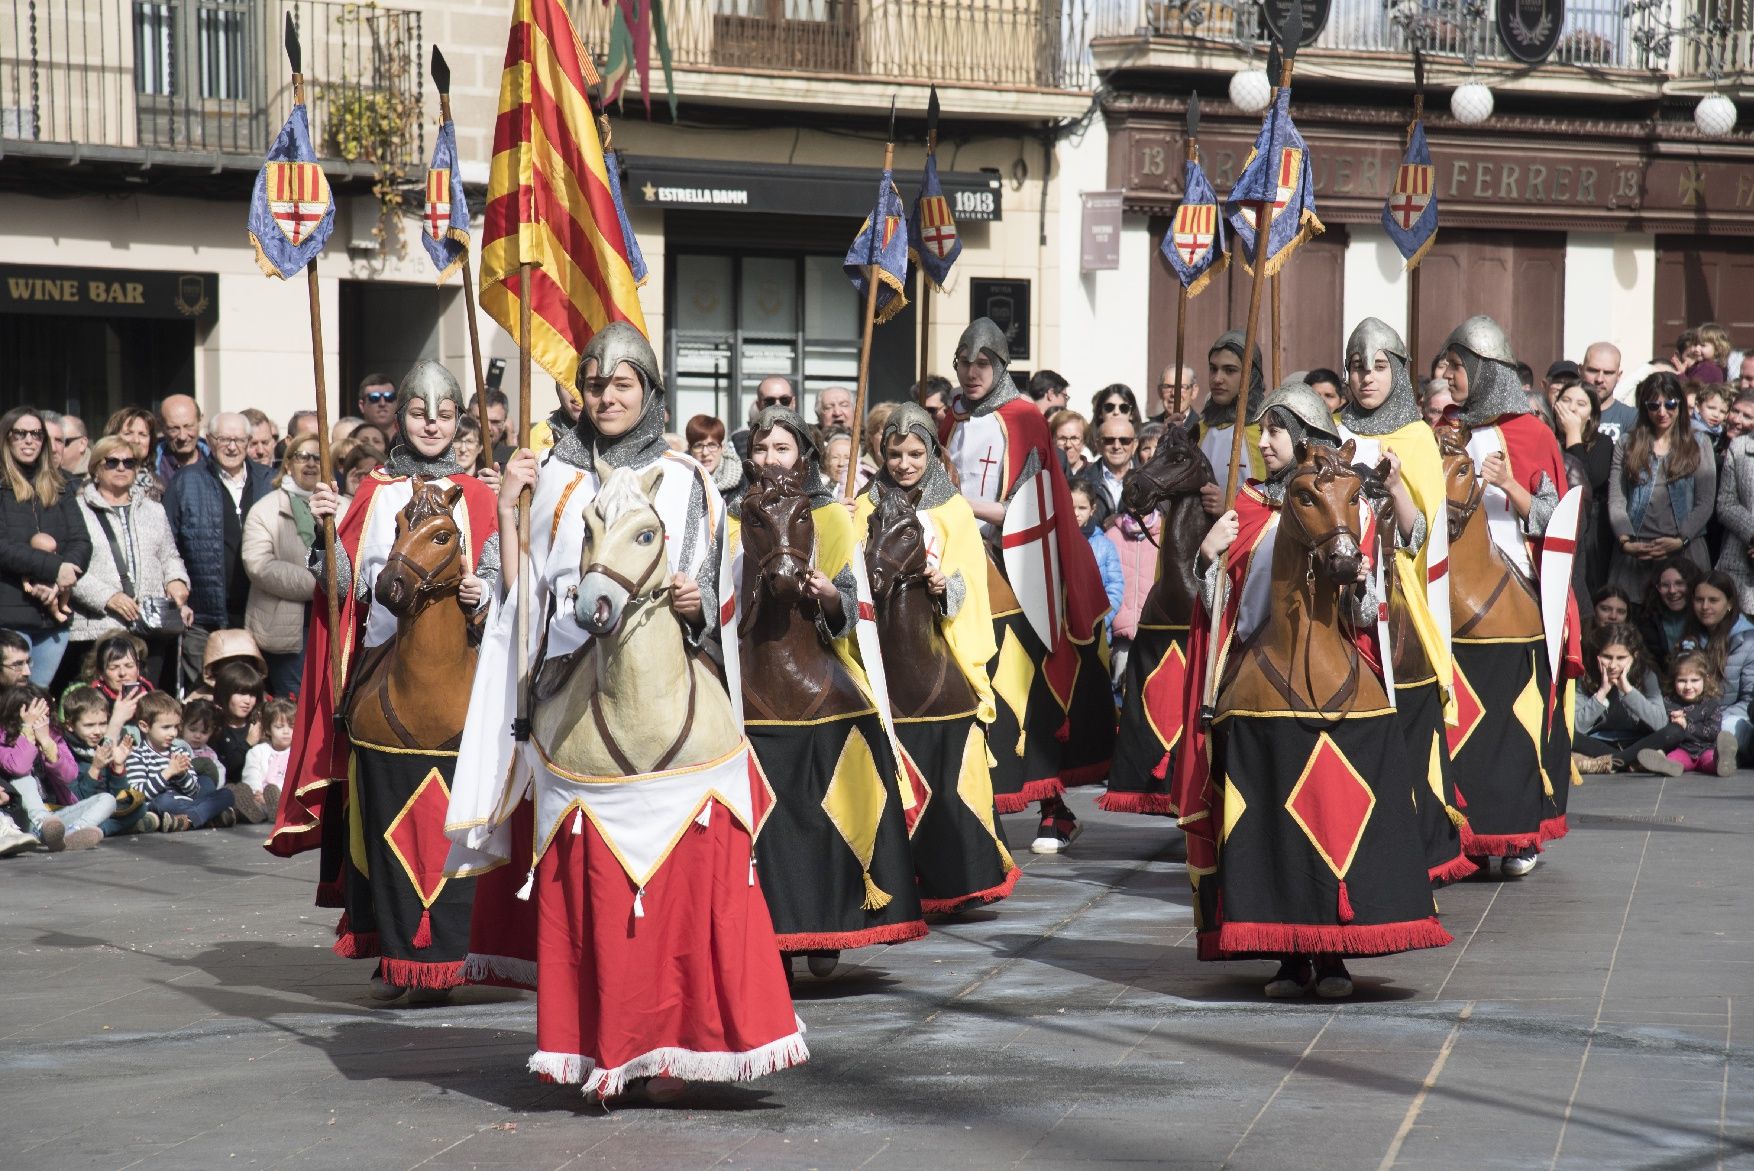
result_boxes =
[0,478,92,631]
[163,455,273,628]
[1679,614,1754,731]
[242,486,317,654]
[1109,511,1160,641]
[1713,434,1754,613]
[69,482,190,642]
[1082,524,1125,639]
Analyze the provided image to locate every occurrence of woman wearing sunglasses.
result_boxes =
[67,435,193,693]
[241,432,325,699]
[1607,371,1715,599]
[1089,383,1142,427]
[0,406,92,687]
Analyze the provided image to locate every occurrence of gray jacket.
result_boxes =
[70,484,190,642]
[1573,667,1665,743]
[1714,435,1754,614]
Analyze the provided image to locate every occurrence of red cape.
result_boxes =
[942,396,1110,709]
[1485,413,1584,680]
[266,470,501,859]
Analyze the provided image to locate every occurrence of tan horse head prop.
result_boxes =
[1433,413,1541,639]
[534,465,741,777]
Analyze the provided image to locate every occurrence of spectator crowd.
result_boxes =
[6,322,1752,855]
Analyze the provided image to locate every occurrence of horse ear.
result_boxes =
[1339,439,1356,463]
[1293,438,1312,465]
[638,462,664,502]
[442,483,464,510]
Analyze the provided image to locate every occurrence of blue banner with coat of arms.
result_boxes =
[1224,88,1323,278]
[420,117,471,285]
[1160,157,1227,299]
[909,149,961,290]
[844,167,910,325]
[247,104,335,280]
[1382,120,1438,271]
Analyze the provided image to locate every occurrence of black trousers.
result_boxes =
[1574,723,1685,765]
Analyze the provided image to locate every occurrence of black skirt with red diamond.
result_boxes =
[333,740,478,989]
[1101,621,1189,817]
[1195,709,1453,962]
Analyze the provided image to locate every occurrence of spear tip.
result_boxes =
[888,94,897,142]
[431,46,451,95]
[1187,90,1201,137]
[927,85,940,135]
[283,12,301,75]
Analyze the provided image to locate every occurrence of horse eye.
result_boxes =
[637,529,656,545]
[749,515,763,528]
[433,530,452,544]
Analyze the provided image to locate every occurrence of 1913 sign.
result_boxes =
[970,278,1030,361]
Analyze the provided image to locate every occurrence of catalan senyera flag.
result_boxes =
[1382,120,1438,272]
[844,169,910,325]
[1225,88,1323,278]
[480,0,648,389]
[1160,157,1227,298]
[247,104,335,280]
[421,116,471,285]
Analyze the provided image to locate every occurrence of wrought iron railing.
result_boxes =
[575,0,1095,93]
[0,0,422,165]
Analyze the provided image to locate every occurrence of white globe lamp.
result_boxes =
[1451,82,1494,126]
[1696,93,1738,137]
[1229,68,1272,115]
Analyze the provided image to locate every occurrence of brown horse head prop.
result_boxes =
[375,481,466,618]
[1430,412,1541,639]
[1283,439,1365,587]
[1434,414,1485,544]
[741,462,816,607]
[1121,424,1216,628]
[1120,424,1214,531]
[864,479,929,604]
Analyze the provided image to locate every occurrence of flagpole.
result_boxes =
[1406,52,1426,381]
[916,96,938,404]
[432,47,493,468]
[514,261,533,743]
[1201,32,1298,725]
[1172,92,1198,421]
[847,102,896,501]
[1264,44,1285,391]
[283,16,343,713]
[1270,275,1283,387]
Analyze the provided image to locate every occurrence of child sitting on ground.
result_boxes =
[241,698,295,817]
[1636,652,1738,777]
[0,684,111,850]
[126,691,236,830]
[60,685,155,835]
[209,661,269,822]
[179,698,225,784]
[1572,623,1667,773]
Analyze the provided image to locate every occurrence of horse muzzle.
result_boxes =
[375,563,418,615]
[1321,534,1363,584]
[575,571,629,636]
[763,559,810,601]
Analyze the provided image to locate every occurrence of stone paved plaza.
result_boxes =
[4,773,1751,1170]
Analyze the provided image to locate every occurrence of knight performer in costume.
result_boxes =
[942,317,1114,853]
[1188,329,1269,515]
[1435,315,1581,878]
[855,403,1018,913]
[1335,318,1473,884]
[1173,382,1452,999]
[267,360,499,999]
[444,324,806,1101]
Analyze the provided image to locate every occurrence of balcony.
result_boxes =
[0,0,422,179]
[573,0,1097,121]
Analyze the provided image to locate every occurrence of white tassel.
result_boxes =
[632,886,646,919]
[515,868,535,901]
[572,807,583,835]
[695,801,712,828]
[748,856,756,887]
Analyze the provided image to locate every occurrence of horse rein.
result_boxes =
[380,526,464,601]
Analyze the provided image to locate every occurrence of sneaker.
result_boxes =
[806,951,840,978]
[1573,754,1616,775]
[160,813,192,833]
[369,968,408,1002]
[64,826,102,851]
[1716,731,1739,777]
[1314,957,1354,998]
[262,783,283,815]
[228,784,266,824]
[1030,809,1081,854]
[1500,848,1539,878]
[643,1075,688,1104]
[214,808,238,829]
[1264,957,1314,999]
[407,986,453,1007]
[137,811,159,834]
[1636,748,1683,777]
[0,822,42,857]
[37,816,65,852]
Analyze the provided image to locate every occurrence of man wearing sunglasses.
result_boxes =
[357,373,399,442]
[730,375,795,461]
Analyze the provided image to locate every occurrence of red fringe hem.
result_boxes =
[1095,790,1178,816]
[1060,760,1111,788]
[776,919,929,952]
[333,930,381,960]
[378,955,467,990]
[314,879,344,909]
[1459,828,1541,856]
[1540,814,1568,843]
[920,865,1022,914]
[1428,852,1480,885]
[1201,916,1454,960]
[993,778,1064,814]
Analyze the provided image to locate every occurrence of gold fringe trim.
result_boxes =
[861,870,893,910]
[1184,252,1228,300]
[248,231,287,280]
[1403,228,1436,273]
[1238,211,1327,279]
[867,265,910,325]
[1446,803,1469,829]
[432,227,470,287]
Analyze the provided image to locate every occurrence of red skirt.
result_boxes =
[527,799,807,1099]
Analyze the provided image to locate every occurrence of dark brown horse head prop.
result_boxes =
[864,479,929,603]
[1434,413,1484,543]
[1120,423,1214,531]
[575,464,668,636]
[1283,440,1364,586]
[742,462,816,604]
[375,481,466,617]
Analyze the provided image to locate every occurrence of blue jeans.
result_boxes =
[19,626,68,686]
[100,803,149,836]
[11,776,116,834]
[147,774,235,828]
[1727,710,1752,767]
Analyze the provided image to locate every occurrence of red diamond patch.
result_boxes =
[1446,663,1484,757]
[1284,733,1376,879]
[1142,641,1188,755]
[385,768,452,908]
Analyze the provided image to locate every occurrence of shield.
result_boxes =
[174,274,209,318]
[1238,148,1302,230]
[265,161,332,246]
[424,168,452,242]
[1001,467,1063,652]
[1538,487,1584,683]
[917,194,959,260]
[1388,162,1433,230]
[1171,202,1217,267]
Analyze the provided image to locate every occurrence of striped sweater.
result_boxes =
[124,737,200,800]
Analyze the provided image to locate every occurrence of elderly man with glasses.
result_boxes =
[163,410,275,690]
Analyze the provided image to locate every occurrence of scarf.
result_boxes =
[874,402,956,508]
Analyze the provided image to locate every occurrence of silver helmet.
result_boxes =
[577,321,664,398]
[1342,318,1419,437]
[1442,315,1516,366]
[1252,380,1342,447]
[1345,317,1408,368]
[1442,315,1527,425]
[956,317,1010,369]
[396,360,467,436]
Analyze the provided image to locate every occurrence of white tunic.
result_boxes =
[1463,424,1531,575]
[348,474,480,651]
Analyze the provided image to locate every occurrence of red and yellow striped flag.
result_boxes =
[480,0,649,390]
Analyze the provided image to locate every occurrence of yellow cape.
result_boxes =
[854,491,998,724]
[1370,421,1456,723]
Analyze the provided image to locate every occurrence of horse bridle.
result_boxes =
[1264,473,1368,718]
[577,537,671,619]
[1446,465,1487,537]
[379,523,463,601]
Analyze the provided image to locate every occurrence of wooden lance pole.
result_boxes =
[1265,39,1285,390]
[846,98,897,501]
[1171,91,1200,420]
[916,87,940,404]
[1406,49,1426,380]
[285,15,343,712]
[514,261,533,741]
[431,47,493,469]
